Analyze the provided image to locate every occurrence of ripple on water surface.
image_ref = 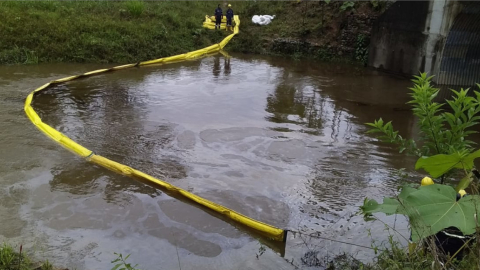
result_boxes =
[0,55,424,269]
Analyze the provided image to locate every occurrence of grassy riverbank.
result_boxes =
[0,1,224,64]
[0,1,382,64]
[0,242,61,270]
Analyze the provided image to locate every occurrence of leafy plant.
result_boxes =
[367,74,480,158]
[362,146,480,244]
[370,0,380,9]
[369,0,388,11]
[371,234,434,269]
[415,149,480,179]
[368,0,391,12]
[362,184,480,241]
[0,243,16,269]
[340,1,355,11]
[111,253,141,270]
[314,48,334,61]
[355,34,368,65]
[363,75,480,259]
[0,243,31,270]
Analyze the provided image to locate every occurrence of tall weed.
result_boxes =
[124,1,145,18]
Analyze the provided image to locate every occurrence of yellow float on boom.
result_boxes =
[203,15,236,31]
[24,16,287,242]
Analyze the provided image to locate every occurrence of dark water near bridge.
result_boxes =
[0,54,422,269]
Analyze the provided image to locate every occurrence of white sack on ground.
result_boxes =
[252,15,275,25]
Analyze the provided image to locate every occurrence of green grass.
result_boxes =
[0,1,225,64]
[304,235,480,270]
[0,242,137,270]
[0,1,380,64]
[124,0,145,18]
[0,243,33,270]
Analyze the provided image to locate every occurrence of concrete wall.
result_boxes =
[368,0,464,81]
[368,1,430,75]
[428,0,464,82]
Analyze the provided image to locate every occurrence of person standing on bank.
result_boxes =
[215,4,223,30]
[226,4,234,31]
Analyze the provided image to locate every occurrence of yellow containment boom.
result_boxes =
[24,16,287,242]
[203,15,232,31]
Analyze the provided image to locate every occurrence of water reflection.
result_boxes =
[224,56,231,76]
[4,54,439,269]
[213,56,221,77]
[212,51,233,79]
[33,55,420,232]
[261,56,418,162]
[34,75,175,201]
[266,82,325,133]
[257,56,422,235]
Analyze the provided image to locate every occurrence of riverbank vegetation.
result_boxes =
[361,75,480,270]
[0,1,224,64]
[0,1,383,65]
[0,242,57,270]
[0,242,140,270]
[300,77,480,270]
[8,1,479,269]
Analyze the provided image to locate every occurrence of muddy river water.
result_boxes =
[1,54,422,269]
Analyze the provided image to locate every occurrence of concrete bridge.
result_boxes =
[368,0,480,87]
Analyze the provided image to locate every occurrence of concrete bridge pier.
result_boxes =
[368,0,479,88]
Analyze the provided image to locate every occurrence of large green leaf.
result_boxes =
[361,185,416,216]
[415,149,480,178]
[361,185,480,242]
[405,185,480,241]
[462,149,480,168]
[361,197,400,216]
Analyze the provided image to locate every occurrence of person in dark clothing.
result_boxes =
[214,4,223,30]
[226,4,234,31]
